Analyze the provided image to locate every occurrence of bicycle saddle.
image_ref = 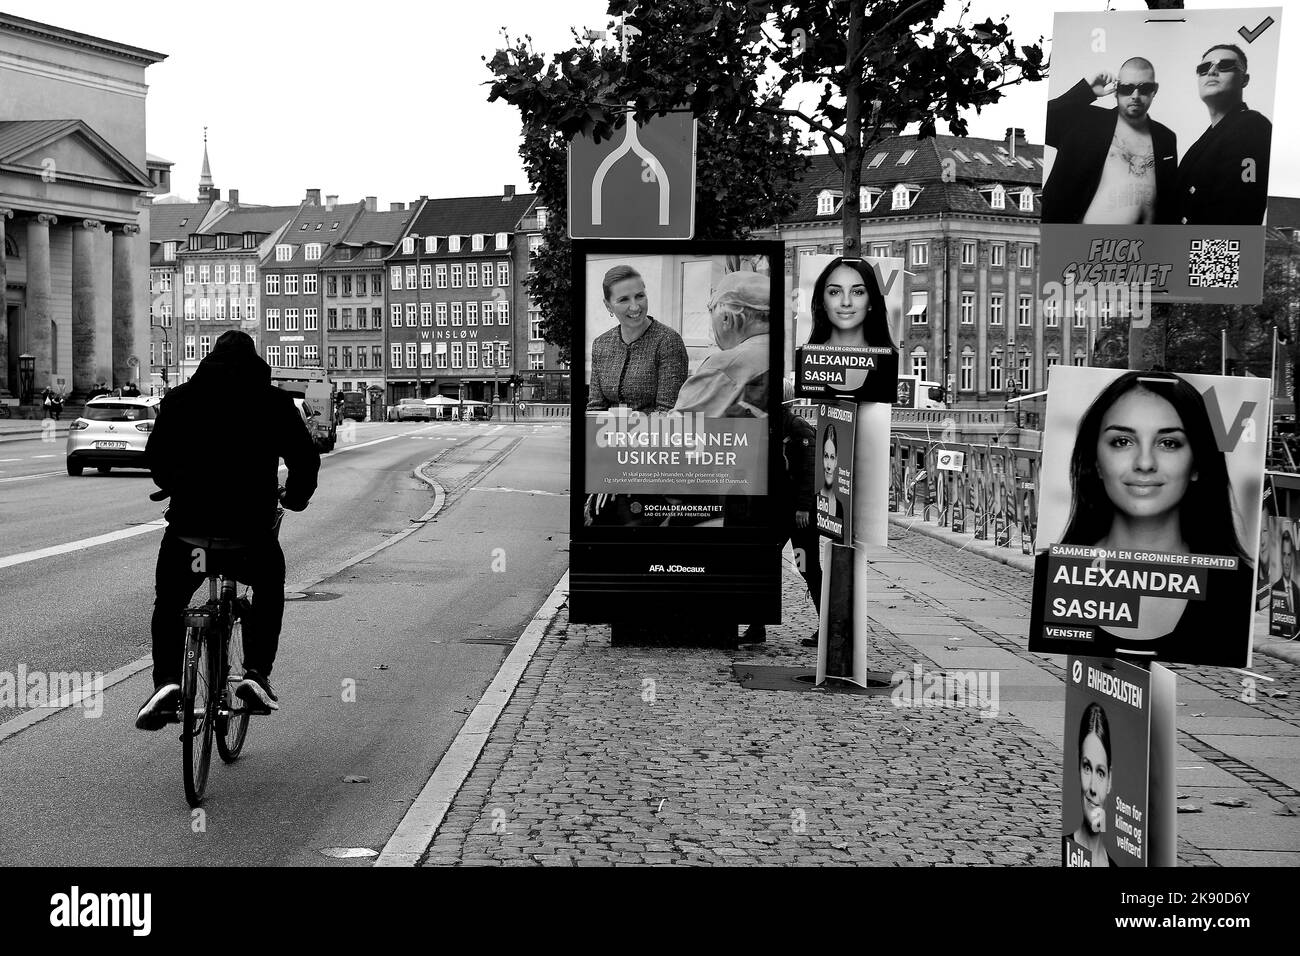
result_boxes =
[175,535,257,552]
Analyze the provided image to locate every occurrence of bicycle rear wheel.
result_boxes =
[216,611,250,762]
[181,623,215,807]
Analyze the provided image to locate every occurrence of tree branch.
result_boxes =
[850,0,940,68]
[756,102,847,145]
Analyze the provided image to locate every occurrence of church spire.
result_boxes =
[198,127,218,202]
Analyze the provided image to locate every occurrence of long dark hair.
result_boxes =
[807,257,892,347]
[1078,702,1111,770]
[1061,370,1248,559]
[821,424,838,489]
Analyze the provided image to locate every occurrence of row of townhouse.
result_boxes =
[146,165,566,411]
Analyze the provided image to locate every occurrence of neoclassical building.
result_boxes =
[0,13,164,402]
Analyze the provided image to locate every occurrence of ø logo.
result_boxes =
[630,501,643,514]
[938,453,952,468]
[1071,660,1083,684]
[818,404,827,416]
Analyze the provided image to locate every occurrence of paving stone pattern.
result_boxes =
[420,525,1297,866]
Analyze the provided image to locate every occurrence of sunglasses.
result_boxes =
[1195,59,1241,75]
[1117,82,1158,96]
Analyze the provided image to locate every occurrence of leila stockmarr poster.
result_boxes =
[1063,656,1151,868]
[815,401,855,545]
[1039,7,1281,304]
[1029,366,1268,668]
[1266,471,1300,640]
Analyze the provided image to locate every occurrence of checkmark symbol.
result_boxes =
[1238,16,1275,44]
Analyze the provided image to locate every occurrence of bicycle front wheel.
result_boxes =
[181,624,215,807]
[216,612,250,762]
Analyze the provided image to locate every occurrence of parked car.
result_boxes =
[65,396,160,476]
[294,398,334,452]
[393,398,434,422]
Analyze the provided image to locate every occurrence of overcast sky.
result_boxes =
[7,0,1295,203]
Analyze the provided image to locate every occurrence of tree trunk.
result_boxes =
[840,1,865,255]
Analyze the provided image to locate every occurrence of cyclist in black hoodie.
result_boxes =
[136,330,319,730]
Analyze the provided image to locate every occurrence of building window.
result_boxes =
[497,262,509,287]
[1018,244,1034,269]
[163,241,178,262]
[451,342,463,368]
[305,308,318,331]
[424,236,436,254]
[214,264,225,284]
[497,343,511,369]
[265,274,280,295]
[285,309,300,332]
[390,343,402,369]
[530,313,543,341]
[230,262,241,285]
[436,303,448,326]
[285,274,299,295]
[527,235,542,263]
[390,266,402,290]
[816,190,839,216]
[406,303,417,327]
[184,265,194,286]
[960,350,974,391]
[910,241,928,267]
[276,244,292,262]
[466,263,478,288]
[402,237,415,255]
[245,264,256,284]
[328,308,339,330]
[497,302,510,324]
[1045,296,1059,328]
[199,335,211,358]
[482,302,494,326]
[466,302,478,326]
[403,265,416,289]
[448,235,461,252]
[421,302,432,326]
[184,299,195,320]
[467,342,479,369]
[436,343,447,369]
[471,234,485,252]
[342,346,352,369]
[451,302,463,326]
[266,345,282,366]
[285,345,299,368]
[302,273,316,295]
[436,264,448,289]
[989,293,1004,325]
[1047,353,1060,369]
[450,264,463,288]
[265,309,279,331]
[1073,351,1086,367]
[989,351,1003,391]
[910,348,927,380]
[421,342,432,369]
[1018,189,1034,212]
[529,352,544,371]
[246,298,256,321]
[869,242,890,259]
[215,299,226,320]
[990,243,1005,268]
[305,243,322,261]
[406,343,417,368]
[305,345,319,365]
[1018,352,1032,390]
[495,232,509,250]
[372,346,381,368]
[891,185,911,210]
[960,240,976,266]
[341,275,352,297]
[1017,295,1032,327]
[1073,301,1088,329]
[960,292,975,325]
[199,299,211,320]
[990,185,1006,210]
[185,336,196,361]
[372,307,383,328]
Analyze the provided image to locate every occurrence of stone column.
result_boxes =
[72,220,108,398]
[0,207,11,395]
[25,214,56,391]
[111,224,141,388]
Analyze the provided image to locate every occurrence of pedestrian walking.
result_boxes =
[743,380,822,644]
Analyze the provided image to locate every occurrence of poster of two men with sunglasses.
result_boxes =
[1041,9,1279,227]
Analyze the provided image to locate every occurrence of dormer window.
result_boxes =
[979,184,1007,210]
[816,189,842,216]
[495,232,509,249]
[305,243,323,261]
[536,208,549,230]
[402,237,415,255]
[216,235,229,250]
[859,186,883,212]
[188,236,201,251]
[449,235,461,252]
[471,234,485,251]
[275,244,293,261]
[425,236,437,254]
[163,242,177,262]
[243,233,257,249]
[891,184,921,210]
[1018,189,1035,212]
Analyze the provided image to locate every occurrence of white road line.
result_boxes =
[0,470,64,484]
[0,458,21,463]
[0,519,167,570]
[375,571,569,867]
[470,486,567,497]
[32,454,57,459]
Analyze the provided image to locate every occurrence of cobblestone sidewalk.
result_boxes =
[418,525,1300,866]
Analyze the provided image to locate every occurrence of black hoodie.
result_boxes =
[146,331,319,539]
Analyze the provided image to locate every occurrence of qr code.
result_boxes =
[1188,238,1240,288]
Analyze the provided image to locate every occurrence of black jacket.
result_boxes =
[147,335,319,539]
[1042,79,1179,225]
[781,409,816,518]
[1175,104,1272,225]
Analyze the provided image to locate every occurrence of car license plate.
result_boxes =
[95,441,127,449]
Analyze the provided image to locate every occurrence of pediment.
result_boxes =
[0,120,152,191]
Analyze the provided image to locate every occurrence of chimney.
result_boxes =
[390,202,405,212]
[305,188,321,205]
[228,188,239,207]
[325,194,338,211]
[365,196,377,213]
[1006,127,1026,159]
[503,184,516,200]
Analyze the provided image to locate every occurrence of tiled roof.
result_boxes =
[202,204,299,238]
[340,209,411,246]
[149,202,210,242]
[265,201,366,267]
[392,193,536,258]
[781,133,1044,225]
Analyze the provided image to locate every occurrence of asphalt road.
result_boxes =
[0,420,570,865]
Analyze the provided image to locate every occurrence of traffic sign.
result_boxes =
[568,111,696,239]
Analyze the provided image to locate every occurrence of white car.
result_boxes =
[393,398,434,422]
[65,396,160,476]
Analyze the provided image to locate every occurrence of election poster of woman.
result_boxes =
[1029,366,1269,668]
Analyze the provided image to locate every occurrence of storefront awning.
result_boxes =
[906,292,928,316]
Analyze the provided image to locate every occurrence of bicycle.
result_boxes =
[149,487,284,807]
